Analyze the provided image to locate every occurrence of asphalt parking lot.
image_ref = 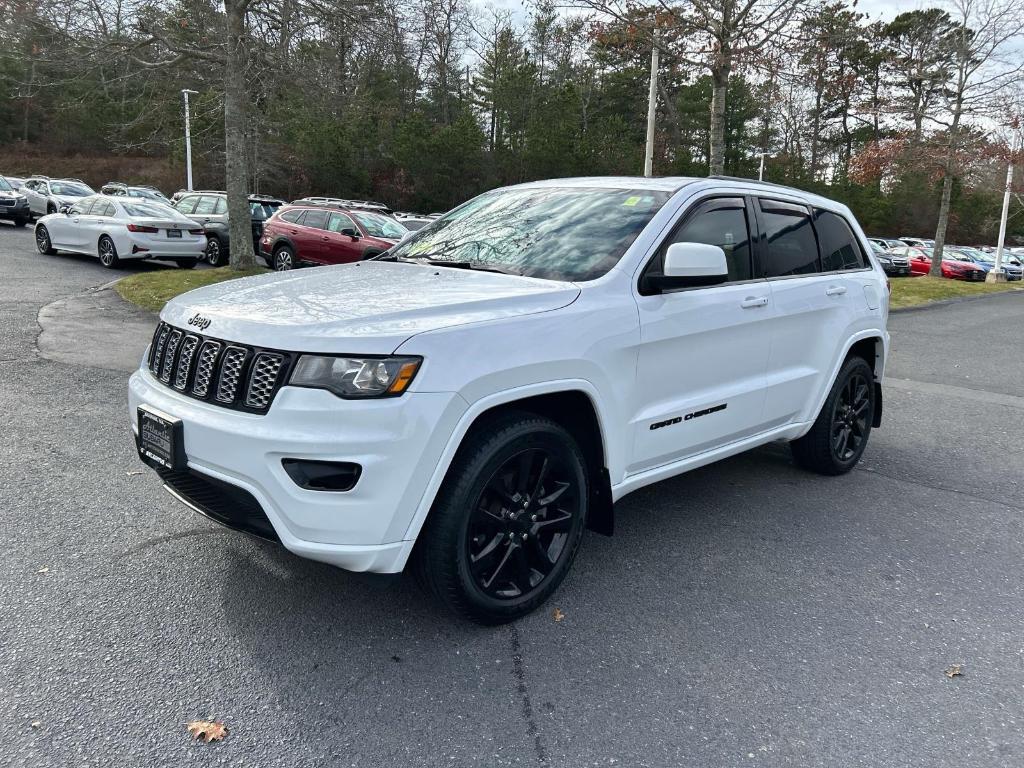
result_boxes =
[3,221,1024,767]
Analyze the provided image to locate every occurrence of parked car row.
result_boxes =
[2,173,444,270]
[868,235,1024,281]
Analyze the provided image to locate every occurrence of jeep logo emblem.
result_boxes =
[188,313,212,331]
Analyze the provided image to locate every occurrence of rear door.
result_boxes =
[630,196,774,472]
[756,199,865,428]
[322,212,364,263]
[296,209,329,263]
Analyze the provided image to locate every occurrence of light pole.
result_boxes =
[182,89,198,191]
[987,161,1013,283]
[643,35,659,178]
[758,152,768,181]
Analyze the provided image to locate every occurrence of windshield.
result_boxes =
[122,201,182,218]
[353,212,407,239]
[130,188,168,202]
[388,186,671,281]
[50,181,92,196]
[0,177,12,192]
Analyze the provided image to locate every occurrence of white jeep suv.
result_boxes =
[129,176,889,623]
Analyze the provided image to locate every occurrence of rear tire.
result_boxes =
[790,356,875,476]
[35,225,57,255]
[413,412,588,625]
[205,237,226,267]
[273,246,295,271]
[97,236,120,269]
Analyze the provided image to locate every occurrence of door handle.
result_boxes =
[825,285,847,296]
[740,296,769,309]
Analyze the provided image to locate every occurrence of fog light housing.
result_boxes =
[282,459,362,492]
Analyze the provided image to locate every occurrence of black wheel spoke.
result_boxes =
[466,442,581,602]
[483,543,515,590]
[533,510,573,532]
[538,481,569,507]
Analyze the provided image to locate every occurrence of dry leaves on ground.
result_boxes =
[553,608,565,622]
[186,720,228,742]
[945,664,963,678]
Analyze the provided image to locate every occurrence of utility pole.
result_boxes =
[182,89,198,191]
[758,152,767,181]
[643,36,659,178]
[987,161,1013,283]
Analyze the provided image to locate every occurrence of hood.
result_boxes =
[0,190,23,200]
[160,261,580,354]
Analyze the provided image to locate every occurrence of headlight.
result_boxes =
[16,195,26,203]
[289,355,422,398]
[877,256,892,265]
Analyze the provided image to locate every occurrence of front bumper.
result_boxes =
[129,366,467,572]
[0,200,30,220]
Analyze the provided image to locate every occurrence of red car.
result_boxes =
[259,202,408,271]
[896,246,987,281]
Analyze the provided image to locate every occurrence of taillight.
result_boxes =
[127,224,158,233]
[188,228,204,235]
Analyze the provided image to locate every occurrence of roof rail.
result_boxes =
[706,175,810,193]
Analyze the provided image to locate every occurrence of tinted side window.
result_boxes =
[98,201,116,217]
[814,209,865,271]
[759,200,818,277]
[71,199,94,215]
[661,197,752,282]
[175,196,198,214]
[644,198,752,285]
[213,197,227,215]
[303,209,329,230]
[280,209,303,224]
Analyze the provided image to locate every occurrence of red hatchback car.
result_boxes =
[259,202,408,271]
[895,246,986,281]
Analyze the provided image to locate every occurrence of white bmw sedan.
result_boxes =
[34,195,207,269]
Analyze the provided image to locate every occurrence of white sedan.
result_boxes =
[34,196,207,269]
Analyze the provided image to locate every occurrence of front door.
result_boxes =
[630,196,773,474]
[322,212,365,264]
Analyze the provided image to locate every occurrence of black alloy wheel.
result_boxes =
[414,412,589,624]
[467,447,581,601]
[831,370,870,462]
[791,355,875,475]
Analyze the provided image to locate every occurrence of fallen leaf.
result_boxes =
[37,567,49,574]
[30,721,41,729]
[945,664,963,678]
[553,608,565,622]
[186,720,228,742]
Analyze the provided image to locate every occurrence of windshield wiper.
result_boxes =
[378,253,522,276]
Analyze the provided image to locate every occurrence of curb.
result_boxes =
[890,286,1024,313]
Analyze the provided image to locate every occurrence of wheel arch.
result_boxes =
[806,331,887,434]
[399,382,615,564]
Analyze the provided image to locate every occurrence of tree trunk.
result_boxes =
[224,0,255,270]
[709,61,729,176]
[930,146,956,276]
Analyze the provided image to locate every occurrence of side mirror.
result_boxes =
[341,227,360,240]
[645,242,729,293]
[59,205,72,215]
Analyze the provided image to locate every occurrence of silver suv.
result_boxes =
[21,176,95,217]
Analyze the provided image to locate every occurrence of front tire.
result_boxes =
[97,236,120,269]
[205,237,226,267]
[14,217,28,227]
[791,356,875,475]
[176,258,199,269]
[413,412,588,624]
[35,225,57,255]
